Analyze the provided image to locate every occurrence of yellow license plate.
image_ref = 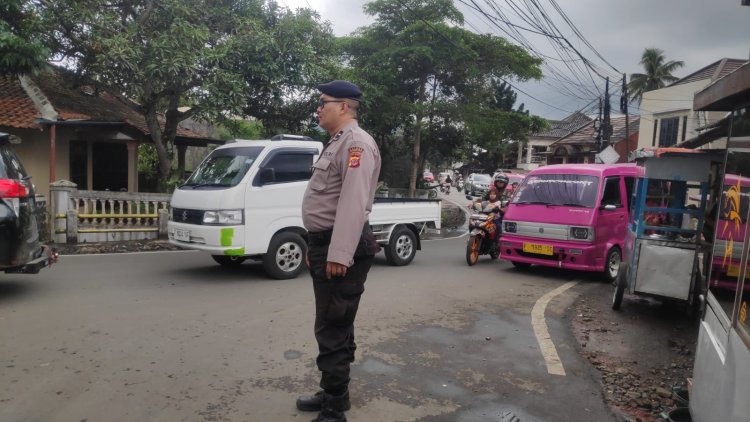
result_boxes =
[523,242,554,256]
[726,265,750,278]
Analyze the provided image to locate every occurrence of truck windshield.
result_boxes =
[183,146,263,188]
[512,174,599,208]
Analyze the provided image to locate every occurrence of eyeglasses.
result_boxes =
[317,98,346,108]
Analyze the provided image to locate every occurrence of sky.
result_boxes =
[278,0,750,120]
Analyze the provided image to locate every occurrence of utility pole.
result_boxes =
[602,77,612,152]
[596,97,602,153]
[621,73,629,154]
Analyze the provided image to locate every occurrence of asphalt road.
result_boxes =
[0,225,624,422]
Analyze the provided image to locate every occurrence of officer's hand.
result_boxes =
[326,262,348,279]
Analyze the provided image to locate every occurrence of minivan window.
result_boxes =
[262,153,314,183]
[601,177,622,207]
[513,174,599,208]
[183,146,263,188]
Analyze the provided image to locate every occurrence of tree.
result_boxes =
[0,0,49,76]
[628,48,684,104]
[42,0,335,190]
[341,0,542,193]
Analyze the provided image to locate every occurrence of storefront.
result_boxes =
[690,62,750,422]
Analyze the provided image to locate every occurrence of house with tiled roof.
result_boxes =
[0,69,222,199]
[547,115,640,164]
[636,58,748,151]
[517,111,592,170]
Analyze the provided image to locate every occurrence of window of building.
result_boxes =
[658,117,680,147]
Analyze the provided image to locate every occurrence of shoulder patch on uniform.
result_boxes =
[348,146,362,168]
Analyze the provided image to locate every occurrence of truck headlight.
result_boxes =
[203,209,244,225]
[504,222,517,233]
[570,226,594,241]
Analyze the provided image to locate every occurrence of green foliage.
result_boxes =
[137,143,159,174]
[628,48,684,104]
[41,0,337,191]
[340,0,543,190]
[219,119,265,140]
[0,0,49,76]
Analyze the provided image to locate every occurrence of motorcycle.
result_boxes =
[440,182,451,194]
[465,197,502,265]
[457,179,464,191]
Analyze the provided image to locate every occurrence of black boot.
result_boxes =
[311,393,349,422]
[296,390,350,412]
[311,408,347,422]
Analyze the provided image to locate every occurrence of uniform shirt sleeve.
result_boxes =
[327,138,377,266]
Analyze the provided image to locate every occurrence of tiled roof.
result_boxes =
[552,115,640,146]
[533,111,593,138]
[670,58,748,87]
[1,70,214,140]
[0,76,41,129]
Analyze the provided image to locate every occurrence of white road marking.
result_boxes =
[531,281,579,376]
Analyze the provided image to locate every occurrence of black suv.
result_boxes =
[0,132,56,274]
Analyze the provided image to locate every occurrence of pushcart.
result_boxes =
[611,148,722,312]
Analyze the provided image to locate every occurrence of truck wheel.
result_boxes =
[603,247,622,284]
[612,264,628,310]
[212,255,246,266]
[385,227,417,266]
[263,232,307,279]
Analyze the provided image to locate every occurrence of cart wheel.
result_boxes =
[612,264,628,310]
[603,246,622,283]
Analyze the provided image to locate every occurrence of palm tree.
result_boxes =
[628,48,684,103]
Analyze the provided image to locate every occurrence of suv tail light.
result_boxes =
[0,179,30,198]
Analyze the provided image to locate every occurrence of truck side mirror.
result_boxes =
[259,168,275,184]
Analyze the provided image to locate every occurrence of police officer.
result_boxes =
[297,80,381,422]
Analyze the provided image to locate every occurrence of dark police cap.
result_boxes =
[317,80,362,100]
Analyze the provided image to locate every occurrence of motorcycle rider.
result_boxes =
[443,174,452,193]
[469,188,503,240]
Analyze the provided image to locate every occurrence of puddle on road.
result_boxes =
[283,350,302,360]
[360,357,401,375]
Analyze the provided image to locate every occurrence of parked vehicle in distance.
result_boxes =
[464,173,492,197]
[0,132,56,274]
[438,171,452,184]
[423,171,435,183]
[500,163,639,282]
[504,173,526,195]
[168,135,442,279]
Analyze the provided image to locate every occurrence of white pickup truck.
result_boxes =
[168,135,441,279]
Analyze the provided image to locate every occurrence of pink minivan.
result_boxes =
[709,173,750,292]
[499,163,639,282]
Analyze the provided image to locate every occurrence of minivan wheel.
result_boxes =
[263,232,307,279]
[604,247,622,283]
[212,255,246,266]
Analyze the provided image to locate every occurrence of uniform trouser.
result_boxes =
[307,242,374,395]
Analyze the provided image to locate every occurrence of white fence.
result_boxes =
[50,181,171,243]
